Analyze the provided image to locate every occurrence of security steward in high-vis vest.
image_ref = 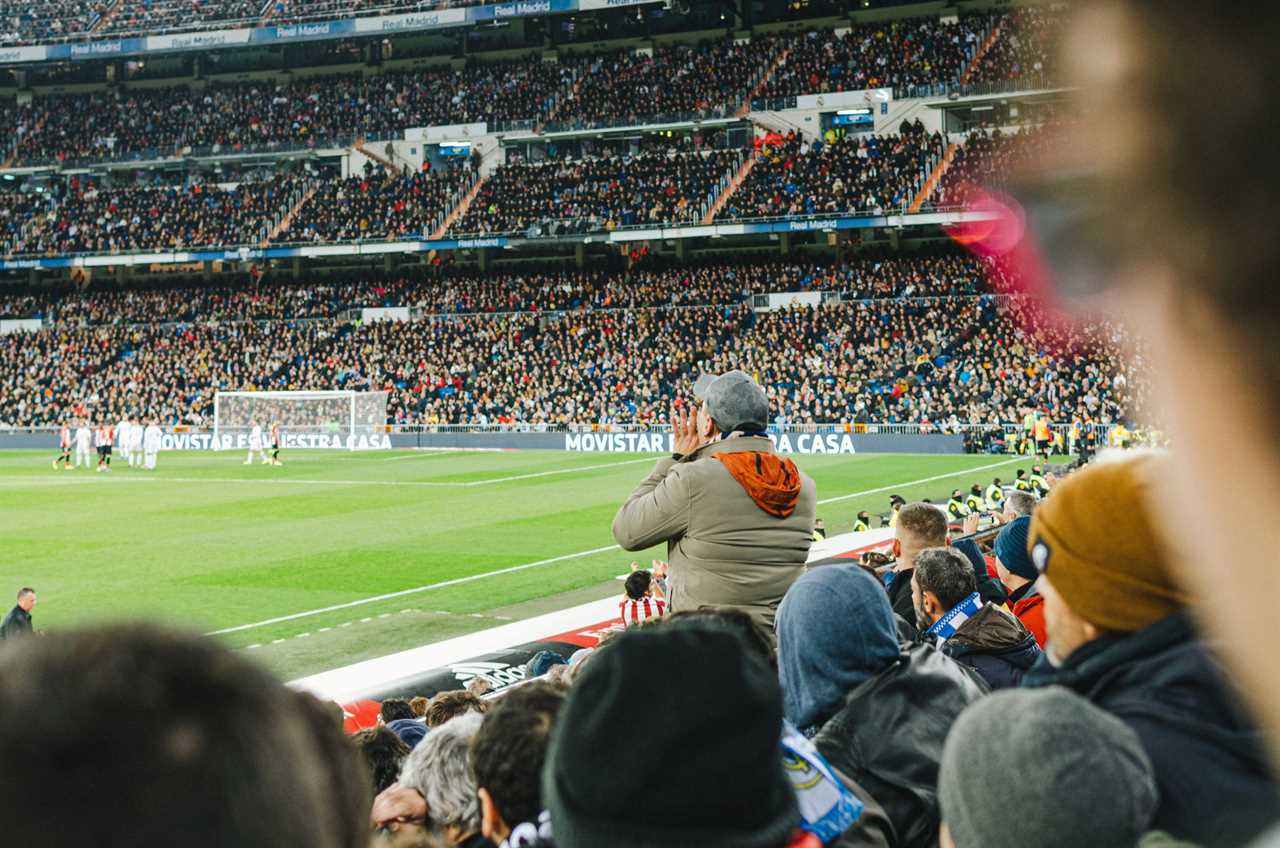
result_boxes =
[812,518,827,542]
[965,485,985,513]
[1014,469,1032,492]
[948,490,971,520]
[985,478,1005,511]
[852,511,871,533]
[1029,466,1050,497]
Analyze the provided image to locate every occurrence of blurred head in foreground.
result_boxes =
[0,623,370,847]
[1063,2,1280,760]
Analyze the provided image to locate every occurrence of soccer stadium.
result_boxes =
[1,0,1278,846]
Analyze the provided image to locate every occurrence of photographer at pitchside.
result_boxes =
[611,370,816,629]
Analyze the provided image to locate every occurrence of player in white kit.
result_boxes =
[245,422,270,465]
[127,421,144,467]
[143,420,162,470]
[74,421,92,468]
[117,417,131,465]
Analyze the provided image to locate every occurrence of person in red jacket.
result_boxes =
[992,516,1046,647]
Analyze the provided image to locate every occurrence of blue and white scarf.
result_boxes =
[925,591,982,641]
[782,720,865,844]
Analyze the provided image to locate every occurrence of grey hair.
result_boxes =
[914,547,978,612]
[398,711,484,832]
[1005,491,1037,517]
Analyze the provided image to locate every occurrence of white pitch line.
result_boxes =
[379,450,468,462]
[205,543,623,636]
[1,457,655,489]
[815,457,1023,505]
[460,457,653,486]
[203,458,1018,639]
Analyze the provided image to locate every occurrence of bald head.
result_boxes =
[894,503,948,570]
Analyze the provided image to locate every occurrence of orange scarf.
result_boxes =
[714,452,803,518]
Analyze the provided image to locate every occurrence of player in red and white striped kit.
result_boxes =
[94,422,115,473]
[620,560,668,628]
[52,422,72,470]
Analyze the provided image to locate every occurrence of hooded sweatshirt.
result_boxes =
[777,565,901,733]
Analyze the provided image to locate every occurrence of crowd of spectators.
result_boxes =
[929,126,1040,210]
[0,7,1066,165]
[551,38,776,129]
[102,0,266,37]
[761,14,988,100]
[278,163,472,244]
[14,174,303,255]
[717,127,943,221]
[0,256,1145,431]
[452,147,741,236]
[965,6,1063,86]
[0,249,1017,324]
[7,59,579,166]
[0,0,108,44]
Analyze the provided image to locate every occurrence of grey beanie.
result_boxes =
[692,370,769,433]
[939,687,1157,848]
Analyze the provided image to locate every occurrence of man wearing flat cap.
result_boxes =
[611,370,816,629]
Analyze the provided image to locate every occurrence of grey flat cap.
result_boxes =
[692,370,769,433]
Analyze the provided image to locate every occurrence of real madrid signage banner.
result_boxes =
[0,0,663,65]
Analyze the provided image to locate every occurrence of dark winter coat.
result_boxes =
[1023,612,1280,846]
[937,603,1041,690]
[814,642,988,848]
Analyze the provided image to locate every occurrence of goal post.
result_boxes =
[212,390,390,451]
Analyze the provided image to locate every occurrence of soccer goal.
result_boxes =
[212,391,390,451]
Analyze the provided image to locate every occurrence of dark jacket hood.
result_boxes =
[813,642,987,848]
[946,603,1036,656]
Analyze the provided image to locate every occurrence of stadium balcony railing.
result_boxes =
[0,0,480,45]
[12,131,399,172]
[750,74,1064,113]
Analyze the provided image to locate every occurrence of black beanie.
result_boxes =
[544,625,798,848]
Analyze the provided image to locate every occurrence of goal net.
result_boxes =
[212,391,390,451]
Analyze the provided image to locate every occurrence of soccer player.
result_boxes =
[53,422,72,470]
[117,416,131,466]
[245,421,270,465]
[94,421,114,472]
[269,421,282,466]
[127,421,144,468]
[74,421,92,469]
[143,420,162,470]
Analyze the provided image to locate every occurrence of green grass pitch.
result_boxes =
[0,448,1032,680]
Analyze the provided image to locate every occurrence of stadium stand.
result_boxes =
[717,127,943,220]
[759,15,989,100]
[451,147,743,236]
[0,251,1145,430]
[277,164,472,244]
[14,174,305,254]
[6,59,579,166]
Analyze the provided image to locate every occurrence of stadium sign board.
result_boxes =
[564,431,866,455]
[160,432,391,451]
[0,0,662,65]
